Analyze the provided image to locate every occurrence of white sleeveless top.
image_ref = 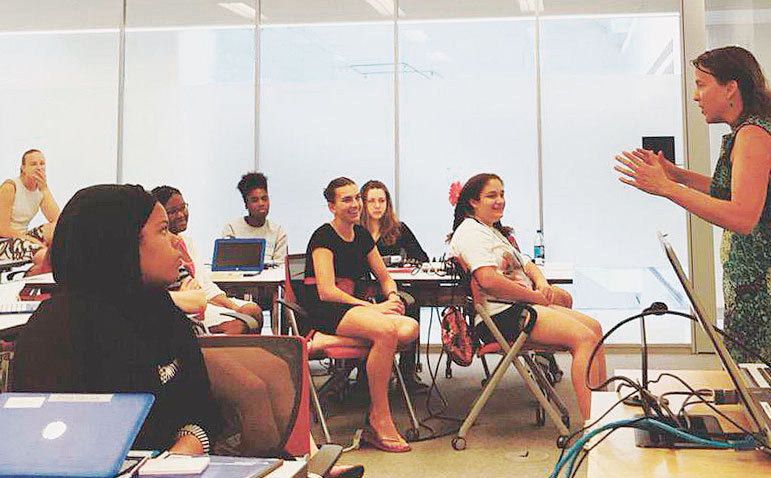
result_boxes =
[8,176,43,233]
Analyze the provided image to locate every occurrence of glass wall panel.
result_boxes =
[540,8,690,343]
[0,1,121,212]
[260,1,394,253]
[704,0,771,323]
[398,2,537,260]
[122,1,256,259]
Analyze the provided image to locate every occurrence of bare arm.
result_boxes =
[473,266,548,306]
[208,293,238,310]
[669,164,713,194]
[39,188,60,223]
[0,182,18,239]
[524,261,548,289]
[0,182,42,245]
[312,248,370,306]
[616,126,771,234]
[169,290,207,315]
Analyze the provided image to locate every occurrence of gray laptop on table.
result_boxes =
[658,231,771,447]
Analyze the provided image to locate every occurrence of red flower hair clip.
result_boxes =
[448,181,462,207]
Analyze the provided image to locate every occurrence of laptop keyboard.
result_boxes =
[0,302,39,314]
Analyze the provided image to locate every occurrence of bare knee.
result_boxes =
[397,317,419,344]
[371,321,400,345]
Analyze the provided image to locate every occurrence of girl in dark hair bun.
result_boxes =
[615,45,771,362]
[302,177,418,453]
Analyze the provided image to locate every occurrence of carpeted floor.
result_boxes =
[311,352,721,478]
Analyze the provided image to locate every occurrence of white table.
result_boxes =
[210,266,285,333]
[0,280,35,337]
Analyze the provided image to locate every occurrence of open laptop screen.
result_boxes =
[658,232,767,438]
[211,238,266,272]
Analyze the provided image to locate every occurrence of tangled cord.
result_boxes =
[549,307,771,478]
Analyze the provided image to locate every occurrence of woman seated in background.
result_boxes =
[12,184,221,454]
[151,185,262,334]
[447,173,606,419]
[302,177,419,453]
[359,180,428,264]
[360,180,428,390]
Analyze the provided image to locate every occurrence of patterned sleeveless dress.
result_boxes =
[709,115,771,362]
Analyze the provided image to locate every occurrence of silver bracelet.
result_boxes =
[176,424,210,454]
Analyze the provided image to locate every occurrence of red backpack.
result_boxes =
[441,306,475,367]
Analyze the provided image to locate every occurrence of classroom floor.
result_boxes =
[312,352,721,478]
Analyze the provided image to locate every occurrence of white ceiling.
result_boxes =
[0,0,767,32]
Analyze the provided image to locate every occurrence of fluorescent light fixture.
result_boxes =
[518,0,543,13]
[366,0,393,16]
[218,2,256,20]
[364,0,405,17]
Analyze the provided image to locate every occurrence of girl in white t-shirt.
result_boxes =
[448,173,606,419]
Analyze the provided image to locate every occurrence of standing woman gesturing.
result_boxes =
[615,46,771,361]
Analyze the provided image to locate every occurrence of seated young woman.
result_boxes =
[10,184,363,477]
[12,184,221,454]
[447,173,607,419]
[359,180,428,390]
[301,177,419,453]
[151,185,262,334]
[359,180,428,264]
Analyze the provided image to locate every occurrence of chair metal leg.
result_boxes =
[512,354,570,435]
[392,357,421,441]
[309,374,332,444]
[455,334,526,443]
[522,353,570,427]
[483,308,570,435]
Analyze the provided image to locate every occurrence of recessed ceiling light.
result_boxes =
[518,0,543,13]
[364,0,405,17]
[218,2,257,20]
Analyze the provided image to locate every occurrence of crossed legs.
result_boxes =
[335,306,419,449]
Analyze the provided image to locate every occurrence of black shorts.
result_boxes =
[300,299,358,336]
[474,305,525,345]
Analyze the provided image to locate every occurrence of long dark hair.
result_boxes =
[692,46,771,120]
[447,173,511,241]
[360,180,400,246]
[51,184,157,299]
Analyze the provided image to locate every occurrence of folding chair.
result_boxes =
[277,253,420,445]
[451,261,571,451]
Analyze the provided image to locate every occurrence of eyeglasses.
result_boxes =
[166,203,189,216]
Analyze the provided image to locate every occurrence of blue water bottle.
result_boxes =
[534,229,545,265]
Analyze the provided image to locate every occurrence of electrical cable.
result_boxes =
[550,305,771,478]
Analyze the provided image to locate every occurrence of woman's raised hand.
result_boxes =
[614,149,674,197]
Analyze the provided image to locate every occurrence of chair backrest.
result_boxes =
[198,335,310,457]
[283,253,306,305]
[451,256,484,308]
